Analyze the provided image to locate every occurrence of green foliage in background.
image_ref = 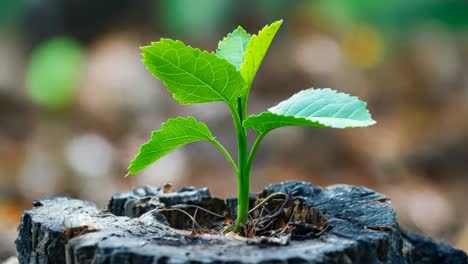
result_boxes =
[158,0,233,39]
[0,0,22,26]
[128,20,376,231]
[26,37,84,110]
[314,0,468,32]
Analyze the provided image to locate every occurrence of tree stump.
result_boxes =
[15,181,467,264]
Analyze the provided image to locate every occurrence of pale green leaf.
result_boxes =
[243,88,376,133]
[216,26,251,70]
[141,39,245,105]
[128,117,215,175]
[240,20,282,91]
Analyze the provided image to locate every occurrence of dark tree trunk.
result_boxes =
[15,181,467,264]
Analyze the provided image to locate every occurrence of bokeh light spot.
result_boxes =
[26,37,84,110]
[342,25,385,68]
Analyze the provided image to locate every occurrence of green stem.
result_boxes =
[246,131,268,173]
[241,94,248,119]
[230,99,249,229]
[211,139,238,175]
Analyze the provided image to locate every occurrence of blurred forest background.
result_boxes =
[1,0,468,260]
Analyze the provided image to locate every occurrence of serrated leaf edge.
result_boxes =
[244,88,376,132]
[215,26,251,54]
[269,88,375,121]
[240,19,283,86]
[141,38,245,105]
[127,116,215,175]
[244,111,375,132]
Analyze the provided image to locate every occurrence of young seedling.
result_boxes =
[127,20,376,231]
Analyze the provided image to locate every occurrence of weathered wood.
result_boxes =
[16,181,467,264]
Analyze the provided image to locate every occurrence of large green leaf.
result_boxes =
[128,117,215,175]
[243,88,376,134]
[216,26,251,70]
[240,20,282,91]
[141,39,245,105]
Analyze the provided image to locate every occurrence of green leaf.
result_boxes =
[128,117,215,175]
[141,39,245,105]
[243,88,376,134]
[240,20,282,91]
[216,26,251,70]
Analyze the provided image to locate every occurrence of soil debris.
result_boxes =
[155,190,329,241]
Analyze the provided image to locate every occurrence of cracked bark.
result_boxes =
[15,181,467,264]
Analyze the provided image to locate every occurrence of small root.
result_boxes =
[170,204,225,218]
[153,192,329,241]
[233,192,329,240]
[248,192,288,214]
[156,208,201,229]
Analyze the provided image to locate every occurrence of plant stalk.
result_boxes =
[231,98,249,229]
[246,132,267,173]
[211,139,238,175]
